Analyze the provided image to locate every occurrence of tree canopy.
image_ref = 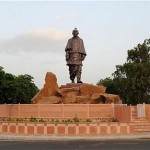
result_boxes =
[98,39,150,105]
[0,67,39,104]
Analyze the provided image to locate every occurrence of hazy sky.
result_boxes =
[0,1,150,88]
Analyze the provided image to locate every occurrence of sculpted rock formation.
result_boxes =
[32,72,59,104]
[32,72,122,104]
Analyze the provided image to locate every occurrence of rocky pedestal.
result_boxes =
[32,72,122,104]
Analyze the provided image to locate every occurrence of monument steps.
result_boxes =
[133,127,150,132]
[134,125,150,128]
[131,110,150,133]
[133,122,150,133]
[132,118,148,122]
[133,121,150,125]
[131,111,137,117]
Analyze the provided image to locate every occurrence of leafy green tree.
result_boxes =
[97,77,118,94]
[0,66,39,104]
[14,74,39,104]
[1,73,16,104]
[113,39,150,104]
[97,39,150,105]
[0,66,5,103]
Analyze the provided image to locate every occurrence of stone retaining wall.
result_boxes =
[0,104,131,122]
[0,122,132,136]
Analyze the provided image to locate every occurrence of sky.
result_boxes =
[0,1,150,88]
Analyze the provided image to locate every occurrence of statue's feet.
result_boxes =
[77,81,83,83]
[71,80,75,83]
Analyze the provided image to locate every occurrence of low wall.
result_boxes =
[0,122,132,136]
[146,105,150,121]
[0,104,114,119]
[2,104,150,123]
[114,105,132,122]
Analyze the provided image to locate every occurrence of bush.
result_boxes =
[30,117,37,122]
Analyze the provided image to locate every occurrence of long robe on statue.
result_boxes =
[65,36,86,66]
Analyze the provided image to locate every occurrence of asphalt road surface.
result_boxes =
[0,139,150,150]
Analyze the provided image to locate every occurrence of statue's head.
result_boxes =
[72,28,79,37]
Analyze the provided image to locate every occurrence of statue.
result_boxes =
[65,28,86,83]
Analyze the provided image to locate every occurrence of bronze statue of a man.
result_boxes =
[65,28,86,83]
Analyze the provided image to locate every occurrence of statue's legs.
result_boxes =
[69,65,76,83]
[76,65,82,83]
[69,64,82,83]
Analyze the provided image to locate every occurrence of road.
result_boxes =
[0,139,150,150]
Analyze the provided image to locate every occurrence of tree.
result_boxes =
[0,66,5,103]
[0,66,39,104]
[14,74,39,104]
[1,73,16,104]
[97,39,150,105]
[97,77,118,94]
[113,39,150,104]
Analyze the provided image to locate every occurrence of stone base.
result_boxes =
[32,72,122,104]
[61,83,83,88]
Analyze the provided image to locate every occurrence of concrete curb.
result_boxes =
[0,134,150,141]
